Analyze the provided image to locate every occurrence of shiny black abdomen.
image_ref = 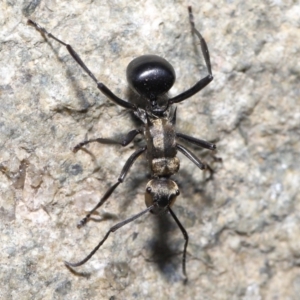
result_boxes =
[126,55,176,100]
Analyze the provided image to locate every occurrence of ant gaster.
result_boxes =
[28,6,215,282]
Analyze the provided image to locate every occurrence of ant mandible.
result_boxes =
[28,6,215,282]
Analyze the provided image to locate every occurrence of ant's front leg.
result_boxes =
[65,204,154,268]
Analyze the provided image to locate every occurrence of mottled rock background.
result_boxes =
[1,0,299,299]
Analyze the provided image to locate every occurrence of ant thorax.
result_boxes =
[145,112,180,177]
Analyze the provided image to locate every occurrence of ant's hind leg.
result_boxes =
[27,19,136,110]
[168,6,213,105]
[188,6,212,76]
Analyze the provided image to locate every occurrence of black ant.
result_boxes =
[28,6,215,282]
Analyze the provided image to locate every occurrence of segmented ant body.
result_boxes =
[28,6,215,281]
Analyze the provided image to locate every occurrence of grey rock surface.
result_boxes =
[1,0,299,299]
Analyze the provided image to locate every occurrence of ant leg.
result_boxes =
[65,204,155,267]
[168,207,189,283]
[168,6,213,105]
[188,6,212,75]
[77,146,146,228]
[27,19,136,110]
[177,144,206,170]
[177,132,216,151]
[119,128,143,146]
[73,128,142,152]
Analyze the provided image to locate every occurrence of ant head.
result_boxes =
[126,55,176,106]
[145,178,180,214]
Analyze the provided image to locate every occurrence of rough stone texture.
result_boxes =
[1,0,300,299]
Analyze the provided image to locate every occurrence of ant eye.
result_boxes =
[146,187,152,193]
[176,190,180,196]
